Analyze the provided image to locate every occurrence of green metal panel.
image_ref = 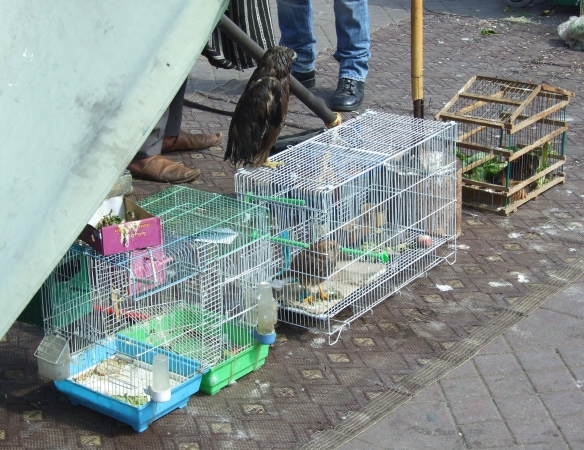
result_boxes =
[0,0,229,339]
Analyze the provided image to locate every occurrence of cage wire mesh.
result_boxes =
[436,75,573,214]
[136,186,272,363]
[235,110,458,344]
[37,236,221,406]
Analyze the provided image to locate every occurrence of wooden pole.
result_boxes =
[411,0,424,118]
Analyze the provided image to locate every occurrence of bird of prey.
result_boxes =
[224,46,296,169]
[289,239,340,303]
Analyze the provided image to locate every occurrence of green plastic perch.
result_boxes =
[246,192,306,206]
[269,236,390,263]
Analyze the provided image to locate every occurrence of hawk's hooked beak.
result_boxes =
[292,51,297,60]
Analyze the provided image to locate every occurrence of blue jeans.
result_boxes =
[276,0,370,82]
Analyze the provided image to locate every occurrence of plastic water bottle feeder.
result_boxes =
[252,281,278,345]
[145,354,171,403]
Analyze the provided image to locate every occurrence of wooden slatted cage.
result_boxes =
[436,75,574,215]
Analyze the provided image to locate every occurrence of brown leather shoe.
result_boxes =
[162,130,222,153]
[131,155,201,184]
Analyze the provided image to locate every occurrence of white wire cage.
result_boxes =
[235,110,458,344]
[36,236,223,408]
[136,187,272,366]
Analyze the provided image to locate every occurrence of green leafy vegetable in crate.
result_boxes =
[535,141,551,171]
[456,150,506,177]
[468,160,507,182]
[95,209,124,230]
[534,141,552,188]
[112,394,149,406]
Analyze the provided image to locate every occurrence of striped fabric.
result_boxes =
[203,0,276,71]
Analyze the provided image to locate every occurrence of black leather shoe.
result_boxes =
[291,70,316,88]
[331,78,365,111]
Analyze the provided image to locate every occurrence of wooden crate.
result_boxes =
[436,75,573,214]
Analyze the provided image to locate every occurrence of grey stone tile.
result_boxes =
[573,367,584,389]
[542,282,584,319]
[540,391,584,417]
[483,373,536,398]
[459,421,514,449]
[516,349,567,372]
[474,354,523,377]
[446,6,474,15]
[344,401,464,450]
[477,336,512,355]
[507,416,563,445]
[443,360,479,379]
[505,309,584,351]
[495,395,549,422]
[557,347,584,368]
[440,377,491,400]
[409,382,445,404]
[528,369,580,393]
[449,397,501,425]
[553,414,584,442]
[570,440,584,450]
[338,437,385,450]
[482,444,569,450]
[319,22,337,38]
[312,12,335,26]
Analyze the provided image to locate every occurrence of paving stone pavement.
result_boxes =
[187,0,584,448]
[2,1,583,449]
[315,2,582,448]
[339,274,584,450]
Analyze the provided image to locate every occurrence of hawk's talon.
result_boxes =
[262,160,284,170]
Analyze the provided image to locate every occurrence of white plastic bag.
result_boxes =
[558,16,584,51]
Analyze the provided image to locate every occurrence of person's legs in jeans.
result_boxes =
[331,0,369,110]
[333,0,370,82]
[276,0,316,75]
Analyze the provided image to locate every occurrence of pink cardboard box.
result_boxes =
[79,196,162,256]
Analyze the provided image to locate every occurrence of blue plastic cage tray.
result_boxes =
[54,336,206,432]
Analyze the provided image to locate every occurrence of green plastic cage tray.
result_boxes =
[117,306,270,395]
[200,340,269,395]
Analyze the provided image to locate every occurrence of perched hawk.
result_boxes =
[224,46,296,169]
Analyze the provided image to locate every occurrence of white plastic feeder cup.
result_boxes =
[253,281,278,345]
[149,354,171,403]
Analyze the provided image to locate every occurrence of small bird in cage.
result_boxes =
[224,46,296,169]
[288,239,340,303]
